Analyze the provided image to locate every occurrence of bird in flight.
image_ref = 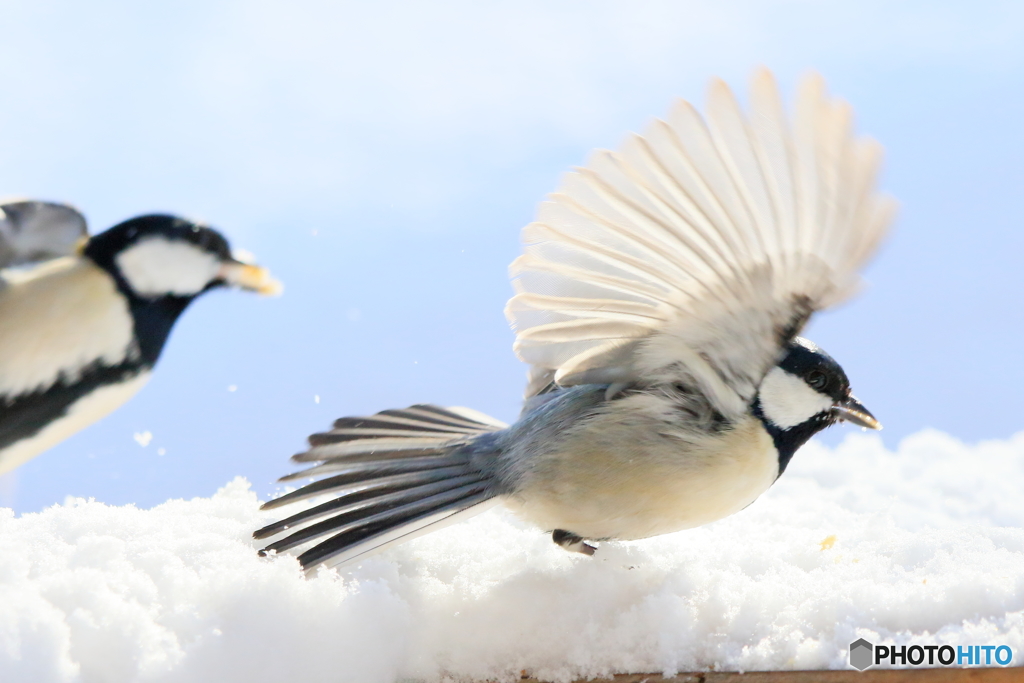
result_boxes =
[256,69,892,572]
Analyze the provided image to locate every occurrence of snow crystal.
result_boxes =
[0,429,1022,682]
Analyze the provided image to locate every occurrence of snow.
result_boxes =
[1,429,1022,682]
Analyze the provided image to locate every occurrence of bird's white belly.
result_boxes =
[508,416,779,541]
[0,258,137,397]
[0,371,151,474]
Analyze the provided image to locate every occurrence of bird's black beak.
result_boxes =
[831,395,881,430]
[218,258,282,296]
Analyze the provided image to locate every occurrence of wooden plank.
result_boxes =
[519,668,1022,683]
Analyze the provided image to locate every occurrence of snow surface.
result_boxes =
[1,429,1023,682]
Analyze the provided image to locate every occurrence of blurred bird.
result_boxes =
[256,69,894,572]
[0,204,280,474]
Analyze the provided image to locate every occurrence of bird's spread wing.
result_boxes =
[0,201,88,269]
[506,70,895,415]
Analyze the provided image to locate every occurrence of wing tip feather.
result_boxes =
[506,67,894,400]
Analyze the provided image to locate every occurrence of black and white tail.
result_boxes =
[255,404,507,572]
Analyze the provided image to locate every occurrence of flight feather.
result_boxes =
[506,69,895,413]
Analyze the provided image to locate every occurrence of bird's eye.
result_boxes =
[806,370,828,390]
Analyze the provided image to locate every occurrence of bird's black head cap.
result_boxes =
[754,338,878,476]
[776,338,851,404]
[84,214,234,365]
[85,214,231,274]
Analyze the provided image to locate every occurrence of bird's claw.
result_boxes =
[552,529,597,556]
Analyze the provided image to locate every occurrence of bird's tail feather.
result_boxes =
[255,404,507,572]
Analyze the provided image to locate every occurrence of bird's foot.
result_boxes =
[552,529,597,556]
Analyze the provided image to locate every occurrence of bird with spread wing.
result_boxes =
[256,69,894,572]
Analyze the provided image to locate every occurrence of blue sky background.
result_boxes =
[1,0,1023,512]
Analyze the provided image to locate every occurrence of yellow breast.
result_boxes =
[507,414,779,541]
[0,258,137,397]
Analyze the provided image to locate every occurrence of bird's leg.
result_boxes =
[552,529,597,556]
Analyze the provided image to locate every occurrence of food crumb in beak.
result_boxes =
[219,261,283,295]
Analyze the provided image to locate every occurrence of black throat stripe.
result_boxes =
[751,397,835,477]
[0,358,149,454]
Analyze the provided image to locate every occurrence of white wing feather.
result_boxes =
[506,70,895,413]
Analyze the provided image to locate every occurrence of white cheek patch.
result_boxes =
[758,366,833,429]
[115,237,221,297]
